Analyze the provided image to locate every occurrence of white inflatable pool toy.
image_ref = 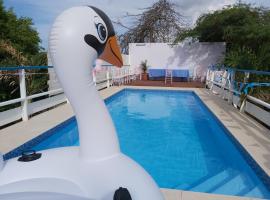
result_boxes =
[0,6,164,200]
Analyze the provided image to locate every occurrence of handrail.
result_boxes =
[209,65,270,75]
[0,65,131,71]
[247,95,270,110]
[26,88,63,100]
[0,98,23,107]
[0,66,53,70]
[0,89,64,107]
[206,66,270,126]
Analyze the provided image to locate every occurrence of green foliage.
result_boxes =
[224,46,257,69]
[26,52,49,97]
[28,52,48,66]
[140,60,148,73]
[0,0,40,59]
[175,3,270,71]
[26,69,49,96]
[0,0,48,104]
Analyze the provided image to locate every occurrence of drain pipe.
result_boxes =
[0,153,4,171]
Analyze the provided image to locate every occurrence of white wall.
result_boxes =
[129,42,225,77]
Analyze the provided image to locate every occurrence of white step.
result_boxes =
[190,169,235,192]
[212,174,253,195]
[245,183,270,199]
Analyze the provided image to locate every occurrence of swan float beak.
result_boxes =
[99,36,123,67]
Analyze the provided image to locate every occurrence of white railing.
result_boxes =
[0,65,141,127]
[206,67,270,126]
[0,68,66,126]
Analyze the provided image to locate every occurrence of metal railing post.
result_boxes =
[244,72,250,83]
[219,69,226,98]
[240,98,246,113]
[206,69,210,87]
[210,70,215,90]
[228,69,235,104]
[239,72,250,112]
[106,70,110,88]
[19,69,28,121]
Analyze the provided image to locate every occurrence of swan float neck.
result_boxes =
[49,6,123,160]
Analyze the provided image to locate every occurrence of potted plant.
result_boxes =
[141,60,148,81]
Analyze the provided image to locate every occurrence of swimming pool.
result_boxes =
[13,89,270,198]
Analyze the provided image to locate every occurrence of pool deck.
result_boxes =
[0,86,269,200]
[125,79,205,88]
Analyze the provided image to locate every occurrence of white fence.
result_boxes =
[94,65,141,90]
[2,65,268,128]
[0,66,141,127]
[206,67,270,126]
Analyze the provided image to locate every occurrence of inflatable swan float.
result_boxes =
[0,6,164,200]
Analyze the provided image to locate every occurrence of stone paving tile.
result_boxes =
[161,189,255,200]
[161,189,182,200]
[181,191,251,200]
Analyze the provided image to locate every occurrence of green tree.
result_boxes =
[175,4,270,71]
[0,0,48,105]
[0,0,40,58]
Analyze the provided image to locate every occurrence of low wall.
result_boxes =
[129,42,226,78]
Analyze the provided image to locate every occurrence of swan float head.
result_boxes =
[83,6,123,68]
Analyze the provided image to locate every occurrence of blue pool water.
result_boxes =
[32,89,270,198]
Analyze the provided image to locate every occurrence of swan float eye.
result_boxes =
[96,23,107,42]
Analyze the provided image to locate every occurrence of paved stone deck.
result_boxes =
[0,86,269,200]
[161,189,258,200]
[125,79,204,88]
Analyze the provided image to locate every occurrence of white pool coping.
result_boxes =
[0,86,269,200]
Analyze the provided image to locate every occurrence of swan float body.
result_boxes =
[0,6,164,200]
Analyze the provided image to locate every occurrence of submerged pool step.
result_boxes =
[244,183,270,199]
[185,169,268,199]
[211,174,247,194]
[189,169,235,192]
[211,174,267,198]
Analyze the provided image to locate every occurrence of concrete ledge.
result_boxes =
[161,188,261,200]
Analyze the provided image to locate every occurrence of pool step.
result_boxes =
[244,183,270,199]
[211,174,268,198]
[189,169,235,192]
[174,168,269,199]
[188,170,269,199]
[211,174,248,195]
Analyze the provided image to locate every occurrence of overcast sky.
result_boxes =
[3,0,270,50]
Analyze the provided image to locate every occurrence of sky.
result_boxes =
[3,0,270,50]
